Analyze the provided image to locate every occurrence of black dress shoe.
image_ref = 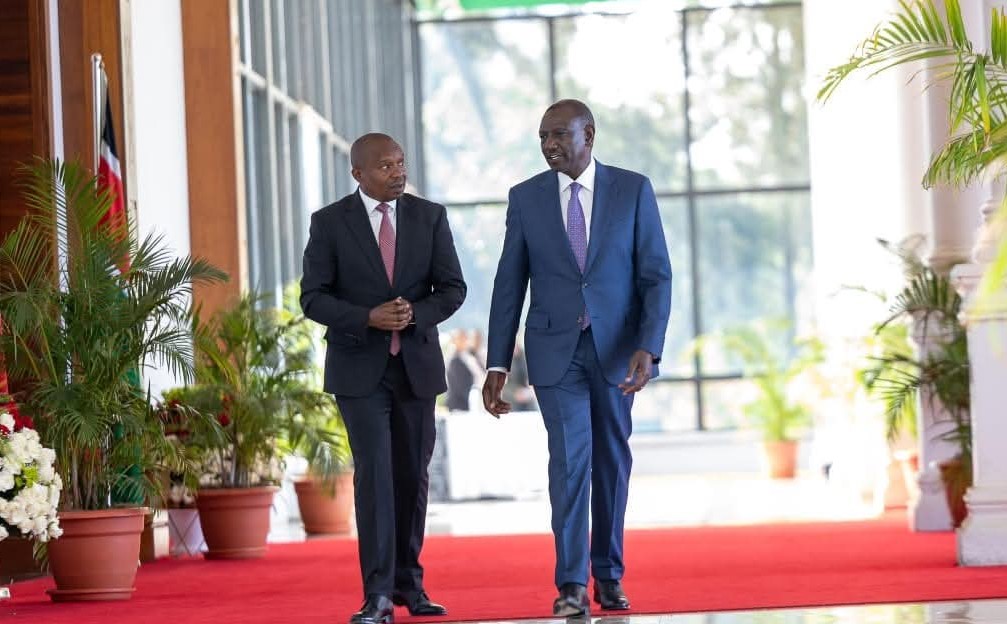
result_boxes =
[593,579,631,610]
[391,590,448,616]
[553,582,590,618]
[350,595,394,624]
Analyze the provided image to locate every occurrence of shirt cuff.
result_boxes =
[487,366,509,374]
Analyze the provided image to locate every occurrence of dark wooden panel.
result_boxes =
[58,0,123,173]
[0,0,50,239]
[181,0,243,317]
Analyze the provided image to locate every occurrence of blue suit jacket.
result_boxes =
[487,162,672,387]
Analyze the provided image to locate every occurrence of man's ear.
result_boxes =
[584,124,595,148]
[351,167,362,183]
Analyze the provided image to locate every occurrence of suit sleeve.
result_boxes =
[633,177,673,361]
[486,188,530,371]
[410,204,467,332]
[299,210,371,337]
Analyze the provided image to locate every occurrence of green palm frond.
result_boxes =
[819,0,1007,189]
[0,159,228,510]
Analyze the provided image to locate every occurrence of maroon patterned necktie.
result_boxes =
[375,203,400,355]
[567,182,590,329]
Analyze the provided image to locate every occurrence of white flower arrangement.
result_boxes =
[0,409,62,543]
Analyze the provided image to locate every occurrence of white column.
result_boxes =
[951,180,1007,565]
[907,313,958,530]
[908,52,981,531]
[947,0,1007,566]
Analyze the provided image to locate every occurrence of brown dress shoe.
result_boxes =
[593,579,631,610]
[553,582,590,617]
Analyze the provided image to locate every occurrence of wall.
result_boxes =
[125,0,193,397]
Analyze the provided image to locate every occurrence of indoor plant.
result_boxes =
[278,286,353,535]
[696,319,824,478]
[170,291,347,556]
[0,159,226,599]
[860,250,971,526]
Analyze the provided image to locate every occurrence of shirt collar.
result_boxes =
[358,188,398,215]
[557,158,596,194]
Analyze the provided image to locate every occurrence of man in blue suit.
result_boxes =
[482,99,672,617]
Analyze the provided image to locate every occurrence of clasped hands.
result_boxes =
[482,348,654,418]
[368,297,413,330]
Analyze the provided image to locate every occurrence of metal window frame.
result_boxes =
[414,1,810,431]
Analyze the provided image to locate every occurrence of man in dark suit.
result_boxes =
[300,133,466,624]
[482,100,672,617]
[445,329,477,411]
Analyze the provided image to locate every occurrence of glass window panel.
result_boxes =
[238,0,249,66]
[701,378,756,431]
[270,0,287,90]
[632,380,698,433]
[696,191,811,375]
[442,204,508,333]
[249,0,268,76]
[242,83,275,299]
[419,20,552,202]
[685,6,808,190]
[554,10,688,194]
[659,197,695,378]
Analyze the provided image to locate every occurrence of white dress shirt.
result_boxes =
[359,188,397,242]
[557,157,596,244]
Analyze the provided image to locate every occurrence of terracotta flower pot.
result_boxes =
[762,440,798,479]
[939,457,970,528]
[46,507,147,602]
[196,486,279,560]
[294,472,354,535]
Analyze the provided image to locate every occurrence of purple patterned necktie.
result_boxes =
[376,203,400,355]
[567,182,590,329]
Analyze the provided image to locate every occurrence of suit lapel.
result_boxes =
[392,195,413,288]
[343,192,389,286]
[584,161,616,275]
[539,173,582,275]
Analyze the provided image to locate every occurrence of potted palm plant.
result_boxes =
[860,250,972,526]
[818,1,995,524]
[0,159,226,600]
[697,320,824,478]
[169,291,347,557]
[278,286,353,535]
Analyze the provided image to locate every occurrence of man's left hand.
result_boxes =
[618,350,654,395]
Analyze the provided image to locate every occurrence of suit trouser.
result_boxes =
[336,355,436,598]
[533,328,634,589]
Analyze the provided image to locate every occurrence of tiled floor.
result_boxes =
[476,600,1007,623]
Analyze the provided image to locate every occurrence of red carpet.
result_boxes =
[4,515,1007,623]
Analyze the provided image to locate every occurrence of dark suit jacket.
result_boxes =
[445,354,474,411]
[300,191,466,398]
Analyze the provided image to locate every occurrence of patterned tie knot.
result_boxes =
[570,181,581,195]
[376,202,390,215]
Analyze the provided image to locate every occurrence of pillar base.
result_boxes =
[910,463,953,531]
[956,484,1007,566]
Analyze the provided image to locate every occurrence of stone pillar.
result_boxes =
[908,49,980,531]
[947,0,1007,566]
[951,178,1007,565]
[908,313,959,530]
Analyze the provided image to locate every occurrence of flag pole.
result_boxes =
[91,53,105,174]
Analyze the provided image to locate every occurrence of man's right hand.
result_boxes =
[482,371,511,418]
[368,298,412,331]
